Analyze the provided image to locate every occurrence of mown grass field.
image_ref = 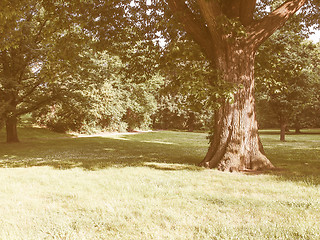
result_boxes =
[0,127,319,239]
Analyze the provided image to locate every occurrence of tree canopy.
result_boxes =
[0,0,98,142]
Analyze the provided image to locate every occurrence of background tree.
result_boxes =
[0,0,97,142]
[34,51,164,133]
[256,28,320,141]
[153,36,215,131]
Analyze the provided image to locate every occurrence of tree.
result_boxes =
[161,0,319,171]
[0,0,99,142]
[0,0,165,137]
[256,29,319,141]
[34,51,164,133]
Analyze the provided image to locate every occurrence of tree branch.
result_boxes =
[240,0,256,26]
[166,0,217,63]
[34,19,49,44]
[15,97,54,117]
[221,0,240,19]
[0,51,10,76]
[17,79,44,103]
[196,0,224,48]
[247,0,307,49]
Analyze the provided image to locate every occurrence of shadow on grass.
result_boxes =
[258,132,320,185]
[1,127,320,185]
[0,128,205,171]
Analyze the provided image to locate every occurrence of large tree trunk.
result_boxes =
[6,116,19,143]
[199,46,274,172]
[167,0,306,172]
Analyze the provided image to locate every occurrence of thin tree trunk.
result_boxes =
[279,115,287,142]
[199,46,274,172]
[295,121,301,134]
[280,122,286,142]
[187,112,195,132]
[6,116,19,143]
[285,126,290,133]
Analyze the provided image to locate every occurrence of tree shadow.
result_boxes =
[1,128,319,185]
[252,132,320,185]
[0,128,205,171]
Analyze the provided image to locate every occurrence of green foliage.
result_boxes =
[0,0,97,138]
[154,26,238,131]
[34,51,164,133]
[255,27,320,130]
[152,94,213,131]
[216,15,247,40]
[0,0,164,135]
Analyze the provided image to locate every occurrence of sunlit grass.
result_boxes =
[260,129,320,178]
[0,127,319,239]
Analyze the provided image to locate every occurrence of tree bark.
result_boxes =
[187,112,195,132]
[199,45,274,171]
[6,116,19,143]
[280,122,286,142]
[294,121,301,134]
[279,115,287,142]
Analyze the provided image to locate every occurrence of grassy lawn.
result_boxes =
[0,127,319,239]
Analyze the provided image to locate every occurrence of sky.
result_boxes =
[309,30,320,43]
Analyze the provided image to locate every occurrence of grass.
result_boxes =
[0,127,319,239]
